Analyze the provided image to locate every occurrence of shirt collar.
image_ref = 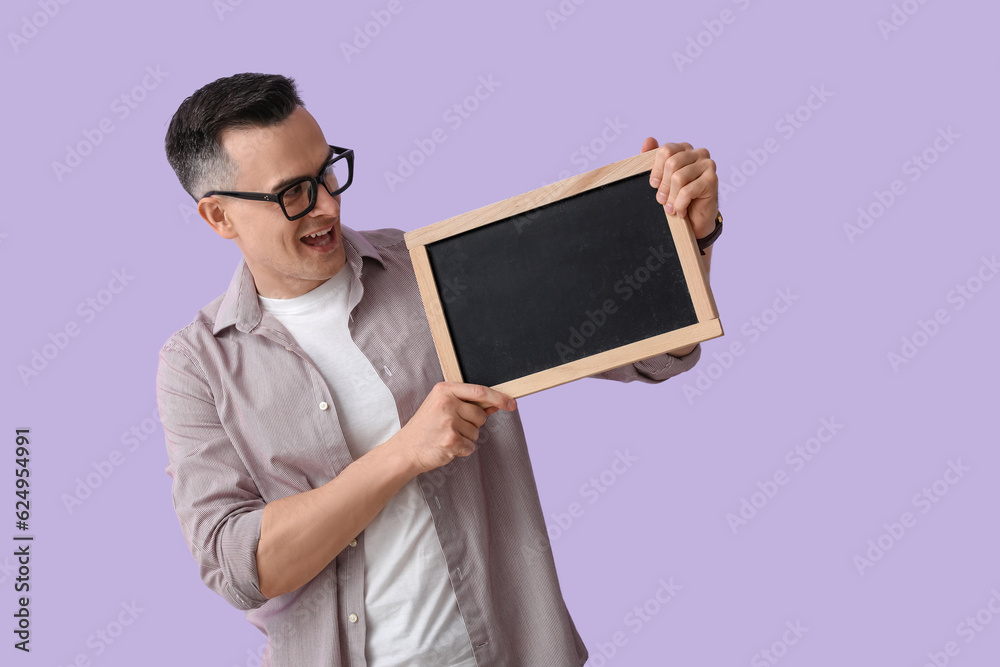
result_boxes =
[212,225,386,336]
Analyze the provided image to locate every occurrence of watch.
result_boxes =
[696,210,723,255]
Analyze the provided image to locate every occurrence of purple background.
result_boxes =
[3,0,999,665]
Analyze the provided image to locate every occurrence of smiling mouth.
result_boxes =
[301,225,335,247]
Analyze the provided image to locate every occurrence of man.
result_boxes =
[158,73,720,667]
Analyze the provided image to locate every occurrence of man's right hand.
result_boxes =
[390,381,517,475]
[256,381,515,599]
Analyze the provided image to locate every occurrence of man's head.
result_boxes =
[165,73,348,299]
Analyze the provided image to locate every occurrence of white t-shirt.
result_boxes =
[259,266,476,667]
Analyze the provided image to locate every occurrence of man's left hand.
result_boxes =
[642,138,719,240]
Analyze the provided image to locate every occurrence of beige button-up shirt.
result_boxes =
[157,225,701,666]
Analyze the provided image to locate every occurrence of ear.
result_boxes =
[198,197,238,240]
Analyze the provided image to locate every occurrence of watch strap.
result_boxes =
[697,211,723,255]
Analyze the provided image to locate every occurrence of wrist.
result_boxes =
[378,431,424,480]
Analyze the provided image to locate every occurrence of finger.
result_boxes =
[670,166,719,222]
[456,400,490,428]
[640,136,659,153]
[650,142,694,189]
[660,149,711,213]
[448,382,517,412]
[454,419,480,444]
[453,440,477,458]
[655,151,700,206]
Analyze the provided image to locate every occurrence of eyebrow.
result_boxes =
[267,145,334,193]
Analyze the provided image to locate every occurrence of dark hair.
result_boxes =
[165,73,305,201]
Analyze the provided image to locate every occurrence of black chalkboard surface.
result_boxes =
[426,173,698,387]
[404,150,722,398]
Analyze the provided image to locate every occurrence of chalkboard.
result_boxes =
[404,150,722,398]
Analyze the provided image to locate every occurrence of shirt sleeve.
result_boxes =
[586,343,702,384]
[157,340,269,611]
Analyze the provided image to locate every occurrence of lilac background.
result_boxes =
[3,0,998,665]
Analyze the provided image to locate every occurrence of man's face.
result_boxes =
[202,106,346,299]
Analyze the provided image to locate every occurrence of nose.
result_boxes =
[310,181,341,217]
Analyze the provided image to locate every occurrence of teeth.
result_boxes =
[305,228,331,239]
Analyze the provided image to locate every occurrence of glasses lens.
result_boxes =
[280,180,316,219]
[321,156,350,197]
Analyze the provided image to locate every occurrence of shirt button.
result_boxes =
[348,613,358,623]
[349,539,357,547]
[319,402,329,411]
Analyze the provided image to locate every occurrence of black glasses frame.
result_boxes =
[203,145,354,221]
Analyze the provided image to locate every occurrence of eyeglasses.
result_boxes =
[203,145,354,221]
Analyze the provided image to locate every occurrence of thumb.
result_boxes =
[641,136,659,153]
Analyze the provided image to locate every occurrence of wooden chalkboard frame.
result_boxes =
[403,150,723,399]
